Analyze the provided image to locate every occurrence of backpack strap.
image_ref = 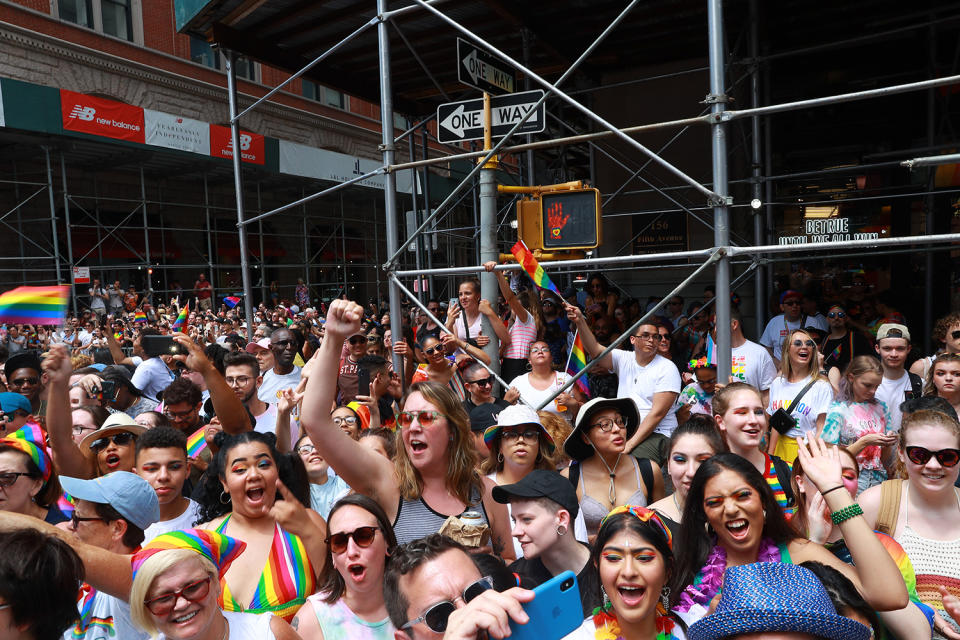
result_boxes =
[907,373,924,399]
[771,455,796,506]
[876,478,904,536]
[637,457,654,501]
[568,461,580,489]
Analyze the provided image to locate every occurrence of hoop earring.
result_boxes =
[219,491,231,504]
[556,525,567,536]
[497,452,504,463]
[524,361,532,372]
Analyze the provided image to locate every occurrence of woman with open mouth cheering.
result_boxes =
[292,494,398,640]
[670,438,908,627]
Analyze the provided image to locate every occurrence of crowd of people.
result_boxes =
[0,268,959,640]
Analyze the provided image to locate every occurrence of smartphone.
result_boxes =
[357,367,370,397]
[449,297,458,310]
[142,335,187,357]
[508,571,582,640]
[99,379,117,402]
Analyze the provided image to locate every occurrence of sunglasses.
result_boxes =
[827,312,846,319]
[501,428,540,443]
[326,525,379,554]
[332,416,358,426]
[397,410,446,428]
[349,336,368,345]
[143,577,212,616]
[89,431,137,451]
[401,576,494,632]
[423,346,442,356]
[9,377,39,387]
[791,340,816,348]
[905,446,960,468]
[0,471,32,488]
[469,377,493,387]
[633,333,662,342]
[951,330,960,341]
[783,300,801,306]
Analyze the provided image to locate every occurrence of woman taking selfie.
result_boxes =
[129,529,299,639]
[293,494,397,640]
[670,442,908,626]
[300,300,513,557]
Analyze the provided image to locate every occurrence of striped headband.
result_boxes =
[0,422,51,481]
[601,504,673,550]
[132,529,246,581]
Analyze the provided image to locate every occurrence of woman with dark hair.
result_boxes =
[71,405,110,444]
[670,443,908,626]
[585,272,617,318]
[507,340,584,422]
[649,416,726,533]
[0,424,67,524]
[571,505,685,639]
[398,334,467,400]
[0,528,85,640]
[485,261,544,383]
[292,494,397,639]
[193,430,326,622]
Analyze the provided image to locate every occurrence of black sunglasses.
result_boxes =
[401,576,493,632]
[905,446,960,468]
[325,526,379,554]
[827,312,846,319]
[951,330,960,341]
[89,431,137,452]
[349,336,368,345]
[469,376,493,387]
[423,345,442,355]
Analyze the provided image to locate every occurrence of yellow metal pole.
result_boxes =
[482,92,498,169]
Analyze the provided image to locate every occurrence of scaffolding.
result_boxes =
[206,0,960,397]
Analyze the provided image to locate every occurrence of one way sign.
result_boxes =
[436,90,546,144]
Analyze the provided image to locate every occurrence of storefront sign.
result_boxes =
[72,266,90,284]
[144,110,210,154]
[778,216,880,245]
[633,213,687,254]
[209,124,265,165]
[60,90,145,143]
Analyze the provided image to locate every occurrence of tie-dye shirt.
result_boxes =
[822,399,892,471]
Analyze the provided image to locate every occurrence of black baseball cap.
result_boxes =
[492,469,579,519]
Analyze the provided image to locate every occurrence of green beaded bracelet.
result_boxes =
[830,503,864,525]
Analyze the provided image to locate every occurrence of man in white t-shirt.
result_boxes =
[224,351,290,441]
[713,309,777,405]
[135,425,201,542]
[760,289,827,366]
[567,304,680,465]
[257,328,302,422]
[873,323,920,433]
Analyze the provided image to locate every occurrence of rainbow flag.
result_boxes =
[566,331,591,397]
[113,332,123,341]
[511,241,561,296]
[0,285,69,325]
[134,310,147,323]
[223,296,241,309]
[186,427,207,458]
[172,303,188,332]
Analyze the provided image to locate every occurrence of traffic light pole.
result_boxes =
[479,92,500,378]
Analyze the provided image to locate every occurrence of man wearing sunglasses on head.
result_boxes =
[337,330,370,405]
[760,289,823,367]
[0,471,159,640]
[385,534,538,640]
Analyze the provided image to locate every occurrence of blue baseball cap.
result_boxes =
[0,392,31,415]
[60,471,160,531]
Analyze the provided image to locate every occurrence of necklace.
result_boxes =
[593,450,622,505]
[672,492,683,516]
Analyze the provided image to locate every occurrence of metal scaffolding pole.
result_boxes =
[226,50,255,339]
[749,0,765,332]
[478,93,499,375]
[60,153,77,317]
[708,0,732,385]
[203,174,216,306]
[43,147,62,284]
[377,0,404,376]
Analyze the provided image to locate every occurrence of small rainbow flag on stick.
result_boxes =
[172,303,188,333]
[134,310,147,323]
[186,427,207,458]
[0,285,69,325]
[565,330,592,398]
[223,296,241,309]
[511,241,561,296]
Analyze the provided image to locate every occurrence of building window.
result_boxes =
[302,80,348,110]
[190,36,220,70]
[59,0,94,28]
[234,57,257,82]
[394,112,409,131]
[101,0,132,41]
[302,79,320,101]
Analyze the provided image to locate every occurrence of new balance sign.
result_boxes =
[61,90,145,143]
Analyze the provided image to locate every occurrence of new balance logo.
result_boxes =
[70,105,96,121]
[226,134,252,151]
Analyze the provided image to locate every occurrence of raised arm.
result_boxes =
[172,333,250,435]
[479,298,511,349]
[485,261,528,323]
[299,300,397,505]
[564,302,612,371]
[40,344,96,478]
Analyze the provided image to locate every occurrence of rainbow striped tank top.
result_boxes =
[216,514,317,622]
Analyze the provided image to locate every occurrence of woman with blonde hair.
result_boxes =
[300,300,514,557]
[129,529,299,639]
[766,328,835,463]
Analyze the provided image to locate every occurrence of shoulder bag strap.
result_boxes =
[876,478,903,535]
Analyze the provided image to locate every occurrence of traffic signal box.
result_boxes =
[503,182,601,261]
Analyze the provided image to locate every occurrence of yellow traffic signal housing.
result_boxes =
[515,187,601,252]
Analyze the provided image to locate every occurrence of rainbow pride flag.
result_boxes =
[186,427,207,458]
[0,285,69,325]
[511,241,561,296]
[172,303,188,332]
[134,310,147,323]
[566,331,592,397]
[223,296,241,309]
